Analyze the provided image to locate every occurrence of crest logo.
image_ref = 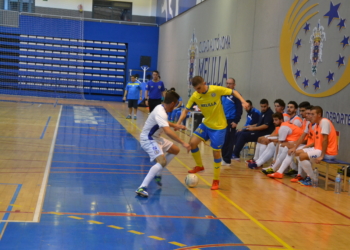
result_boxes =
[280,0,350,97]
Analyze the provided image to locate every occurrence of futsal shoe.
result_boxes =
[135,187,149,197]
[231,154,240,161]
[261,167,274,175]
[245,159,255,165]
[291,175,304,183]
[134,116,137,120]
[221,160,231,166]
[300,177,312,187]
[267,172,283,179]
[248,162,257,169]
[188,166,204,173]
[211,180,220,190]
[285,169,298,176]
[126,115,132,119]
[154,176,162,186]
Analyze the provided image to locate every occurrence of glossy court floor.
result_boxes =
[0,95,349,250]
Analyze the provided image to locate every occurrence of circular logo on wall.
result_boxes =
[280,0,350,97]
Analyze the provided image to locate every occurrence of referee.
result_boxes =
[145,70,165,113]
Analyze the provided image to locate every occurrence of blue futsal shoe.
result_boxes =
[135,187,149,197]
[154,176,162,186]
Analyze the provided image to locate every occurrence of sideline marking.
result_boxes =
[148,236,165,241]
[68,216,84,220]
[88,220,104,224]
[33,105,62,222]
[40,116,51,139]
[108,225,124,230]
[128,230,144,235]
[169,242,187,247]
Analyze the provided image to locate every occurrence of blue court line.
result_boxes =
[0,184,22,239]
[40,116,51,139]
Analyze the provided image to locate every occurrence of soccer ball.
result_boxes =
[185,174,198,188]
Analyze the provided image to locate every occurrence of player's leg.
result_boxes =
[154,141,179,186]
[188,124,208,173]
[299,148,321,186]
[255,142,276,167]
[221,120,236,165]
[126,100,133,119]
[208,127,226,190]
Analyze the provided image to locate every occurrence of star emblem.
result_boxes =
[295,39,302,48]
[336,54,345,67]
[326,71,334,83]
[294,69,301,79]
[302,78,309,89]
[341,36,349,48]
[337,18,346,30]
[313,79,320,90]
[324,1,341,26]
[303,23,310,33]
[292,54,298,65]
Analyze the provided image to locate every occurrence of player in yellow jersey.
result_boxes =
[177,76,248,190]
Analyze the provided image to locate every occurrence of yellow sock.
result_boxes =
[213,158,221,180]
[191,147,203,167]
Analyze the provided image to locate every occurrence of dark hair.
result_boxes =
[274,99,286,108]
[131,75,136,78]
[288,101,298,109]
[164,91,180,104]
[305,105,313,110]
[260,99,269,105]
[228,77,236,84]
[246,100,253,106]
[153,70,160,75]
[191,76,204,87]
[311,106,323,117]
[272,112,283,120]
[299,101,310,108]
[170,87,176,91]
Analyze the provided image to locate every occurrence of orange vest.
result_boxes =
[301,118,308,131]
[283,113,290,121]
[307,123,315,145]
[315,118,338,156]
[281,122,303,142]
[290,116,302,127]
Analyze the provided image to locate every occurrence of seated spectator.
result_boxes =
[287,101,302,127]
[231,99,274,161]
[290,106,338,186]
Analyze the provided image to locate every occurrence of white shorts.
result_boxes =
[141,137,173,162]
[302,147,336,160]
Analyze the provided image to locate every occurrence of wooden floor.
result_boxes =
[0,95,349,250]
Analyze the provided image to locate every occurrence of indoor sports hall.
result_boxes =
[0,0,349,250]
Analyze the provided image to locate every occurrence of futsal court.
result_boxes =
[0,95,348,250]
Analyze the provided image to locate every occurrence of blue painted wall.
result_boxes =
[156,0,199,25]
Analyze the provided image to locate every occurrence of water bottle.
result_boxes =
[312,168,319,188]
[334,170,342,194]
[242,145,249,159]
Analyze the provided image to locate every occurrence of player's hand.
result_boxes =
[139,97,142,101]
[123,97,126,101]
[231,122,237,128]
[145,100,149,106]
[315,156,323,164]
[242,102,249,110]
[175,124,186,130]
[288,147,296,155]
[182,142,191,153]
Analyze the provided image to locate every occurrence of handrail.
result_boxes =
[19,12,158,26]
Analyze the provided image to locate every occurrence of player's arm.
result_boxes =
[177,109,190,125]
[175,100,182,109]
[315,134,328,163]
[288,132,308,155]
[123,89,128,101]
[162,127,190,152]
[231,90,248,109]
[247,124,268,131]
[169,122,186,131]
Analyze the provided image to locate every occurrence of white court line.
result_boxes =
[33,105,62,222]
[38,104,41,107]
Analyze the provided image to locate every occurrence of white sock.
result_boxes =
[253,143,261,160]
[277,152,293,173]
[140,163,163,188]
[256,142,275,166]
[156,153,176,176]
[272,147,288,171]
[300,160,314,179]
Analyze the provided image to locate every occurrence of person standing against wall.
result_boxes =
[123,75,142,120]
[145,71,165,113]
[221,78,242,166]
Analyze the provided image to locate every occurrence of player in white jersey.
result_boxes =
[136,91,191,197]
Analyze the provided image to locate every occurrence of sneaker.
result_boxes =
[135,187,148,197]
[248,162,257,169]
[245,159,255,164]
[154,176,162,186]
[262,167,274,175]
[285,169,298,176]
[134,116,137,120]
[291,175,304,183]
[231,154,240,161]
[188,166,204,173]
[300,176,312,187]
[267,172,284,179]
[221,160,231,166]
[126,115,132,119]
[211,180,220,190]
